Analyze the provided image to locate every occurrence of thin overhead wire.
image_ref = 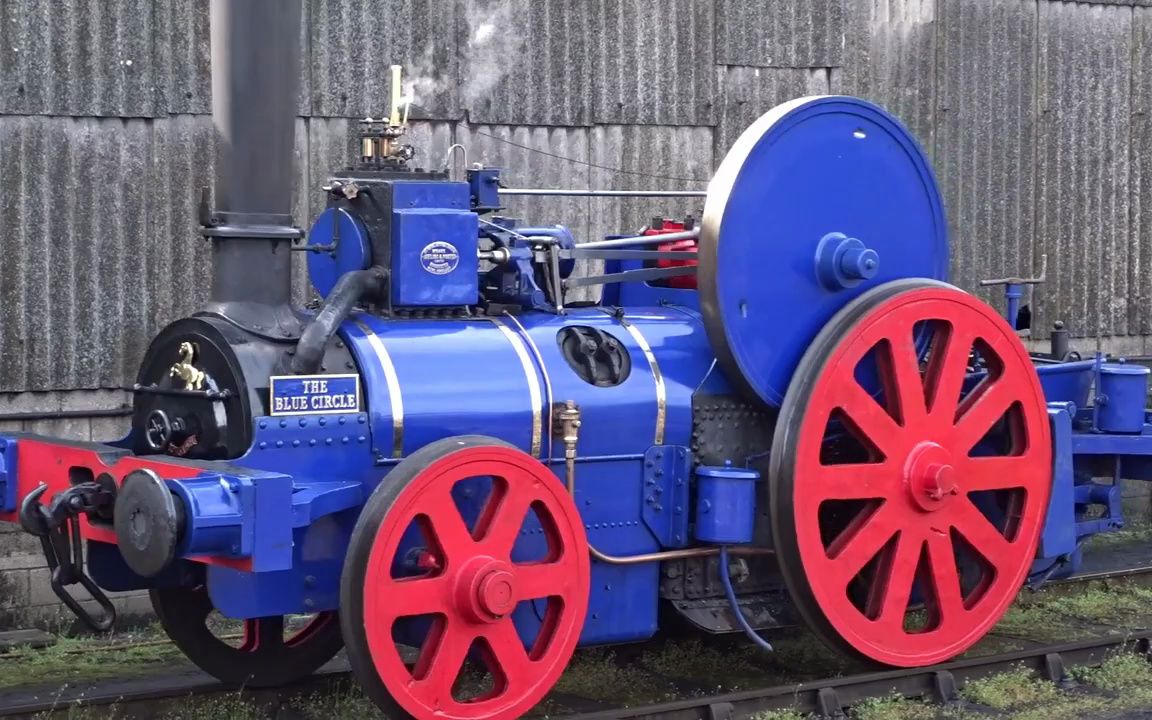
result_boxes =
[469,130,711,185]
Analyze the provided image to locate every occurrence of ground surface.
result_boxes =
[5,527,1152,719]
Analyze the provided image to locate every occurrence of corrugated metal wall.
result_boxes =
[2,0,1151,398]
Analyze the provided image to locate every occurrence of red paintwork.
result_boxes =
[648,219,698,289]
[792,287,1052,666]
[361,445,590,720]
[0,437,253,571]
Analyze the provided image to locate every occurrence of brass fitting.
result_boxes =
[556,400,581,494]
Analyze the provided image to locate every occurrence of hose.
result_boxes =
[719,546,774,652]
[291,267,386,374]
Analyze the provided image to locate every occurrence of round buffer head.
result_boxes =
[114,468,183,578]
[699,95,949,407]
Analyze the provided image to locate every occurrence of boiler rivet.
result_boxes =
[292,440,301,448]
[279,419,288,428]
[259,442,267,450]
[299,419,308,427]
[258,421,267,429]
[276,440,284,448]
[309,439,317,447]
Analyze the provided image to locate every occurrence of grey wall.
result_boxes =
[1,0,1151,623]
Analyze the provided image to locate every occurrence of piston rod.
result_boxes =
[578,228,700,250]
[498,188,707,198]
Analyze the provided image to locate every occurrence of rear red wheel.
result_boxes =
[341,436,590,720]
[770,280,1052,666]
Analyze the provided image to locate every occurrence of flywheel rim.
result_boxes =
[341,435,590,720]
[769,280,1052,667]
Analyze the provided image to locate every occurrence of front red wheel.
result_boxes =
[341,436,590,720]
[770,280,1052,667]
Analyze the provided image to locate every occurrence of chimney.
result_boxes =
[202,0,304,338]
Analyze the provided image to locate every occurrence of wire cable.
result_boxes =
[470,129,710,185]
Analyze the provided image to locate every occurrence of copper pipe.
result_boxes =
[557,400,773,565]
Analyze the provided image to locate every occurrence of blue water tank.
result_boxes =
[694,462,759,545]
[1098,363,1150,434]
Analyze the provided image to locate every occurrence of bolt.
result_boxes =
[303,598,315,609]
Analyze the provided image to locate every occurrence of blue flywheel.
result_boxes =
[698,96,949,407]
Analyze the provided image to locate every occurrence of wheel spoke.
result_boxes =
[423,498,476,565]
[924,325,973,425]
[837,381,905,459]
[478,482,535,558]
[241,616,285,653]
[515,562,568,602]
[951,374,1017,454]
[950,499,1012,562]
[483,620,532,683]
[813,462,899,500]
[409,618,476,707]
[875,533,923,629]
[380,575,452,619]
[959,455,1042,492]
[828,503,898,580]
[925,532,966,620]
[885,326,927,426]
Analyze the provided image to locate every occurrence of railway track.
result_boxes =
[559,634,1152,720]
[3,561,1151,719]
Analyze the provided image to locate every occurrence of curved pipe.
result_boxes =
[291,267,386,374]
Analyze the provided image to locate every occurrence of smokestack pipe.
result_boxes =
[202,0,303,336]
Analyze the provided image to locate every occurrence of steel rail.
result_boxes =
[557,634,1152,720]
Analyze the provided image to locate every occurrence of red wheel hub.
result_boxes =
[771,283,1052,667]
[354,442,590,720]
[456,558,519,622]
[903,442,959,512]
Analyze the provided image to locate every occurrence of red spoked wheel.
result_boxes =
[769,280,1052,667]
[150,585,343,686]
[341,435,590,720]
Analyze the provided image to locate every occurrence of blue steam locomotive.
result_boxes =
[0,2,1146,719]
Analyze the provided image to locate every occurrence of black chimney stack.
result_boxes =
[201,0,304,339]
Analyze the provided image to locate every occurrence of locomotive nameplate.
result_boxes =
[269,374,362,416]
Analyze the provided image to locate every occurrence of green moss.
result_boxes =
[751,710,811,720]
[1072,650,1152,707]
[1,630,186,690]
[551,648,666,706]
[960,667,1059,709]
[850,693,940,720]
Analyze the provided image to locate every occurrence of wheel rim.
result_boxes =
[355,440,589,720]
[151,585,342,687]
[771,283,1052,666]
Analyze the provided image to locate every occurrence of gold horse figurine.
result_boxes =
[170,342,206,391]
